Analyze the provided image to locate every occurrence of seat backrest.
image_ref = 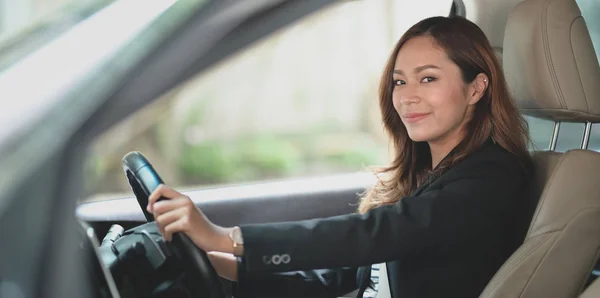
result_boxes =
[481,0,600,297]
[530,151,562,199]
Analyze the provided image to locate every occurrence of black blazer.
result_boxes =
[233,140,534,298]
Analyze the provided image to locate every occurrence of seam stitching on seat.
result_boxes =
[521,108,594,116]
[528,205,600,238]
[542,0,566,109]
[486,233,552,296]
[569,16,590,112]
[520,109,600,122]
[517,233,558,298]
[486,206,600,297]
[525,151,567,236]
[520,208,600,297]
[524,150,600,238]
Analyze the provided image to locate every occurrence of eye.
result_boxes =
[393,79,406,86]
[421,77,436,83]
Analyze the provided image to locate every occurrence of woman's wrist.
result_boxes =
[206,251,239,281]
[211,225,236,254]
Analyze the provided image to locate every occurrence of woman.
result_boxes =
[147,16,535,298]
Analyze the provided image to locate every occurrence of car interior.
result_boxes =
[482,0,600,297]
[0,0,598,297]
[71,0,600,297]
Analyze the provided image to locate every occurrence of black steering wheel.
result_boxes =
[122,151,226,298]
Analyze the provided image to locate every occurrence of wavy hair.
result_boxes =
[358,16,532,213]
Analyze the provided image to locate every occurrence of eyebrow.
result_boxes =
[393,64,440,75]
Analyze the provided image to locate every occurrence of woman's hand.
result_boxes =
[147,184,233,253]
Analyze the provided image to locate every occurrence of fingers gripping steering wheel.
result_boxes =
[122,152,226,298]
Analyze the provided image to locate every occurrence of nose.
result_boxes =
[393,84,420,105]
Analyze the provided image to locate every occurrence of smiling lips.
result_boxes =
[403,112,430,123]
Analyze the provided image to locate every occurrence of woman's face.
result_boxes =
[392,36,483,144]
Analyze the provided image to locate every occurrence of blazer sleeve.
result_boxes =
[237,150,527,279]
[233,261,361,298]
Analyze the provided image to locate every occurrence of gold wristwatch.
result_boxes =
[229,226,244,256]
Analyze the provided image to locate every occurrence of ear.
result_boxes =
[467,73,489,105]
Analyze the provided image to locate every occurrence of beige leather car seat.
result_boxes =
[480,0,600,297]
[581,276,600,298]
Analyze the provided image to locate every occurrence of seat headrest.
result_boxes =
[503,0,600,122]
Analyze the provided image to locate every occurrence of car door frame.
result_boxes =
[0,1,339,297]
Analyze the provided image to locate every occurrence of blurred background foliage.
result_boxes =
[79,0,454,201]
[0,0,454,201]
[2,0,599,203]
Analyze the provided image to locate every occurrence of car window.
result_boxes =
[576,0,600,62]
[81,0,454,202]
[526,116,588,153]
[526,116,553,151]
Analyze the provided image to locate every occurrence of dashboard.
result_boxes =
[79,221,121,298]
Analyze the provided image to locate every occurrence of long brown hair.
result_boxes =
[358,16,532,213]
